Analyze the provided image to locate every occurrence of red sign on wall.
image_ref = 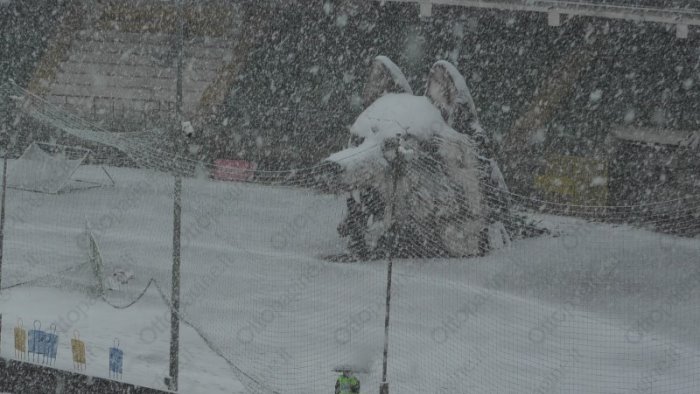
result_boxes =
[211,159,257,182]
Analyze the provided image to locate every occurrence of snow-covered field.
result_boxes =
[1,164,699,393]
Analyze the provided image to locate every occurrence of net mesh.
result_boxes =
[1,81,700,393]
[7,142,87,194]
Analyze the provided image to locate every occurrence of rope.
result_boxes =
[0,261,91,291]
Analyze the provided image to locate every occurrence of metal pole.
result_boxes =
[0,5,12,352]
[380,143,402,394]
[0,153,6,355]
[0,0,11,302]
[0,153,7,291]
[168,0,184,391]
[169,176,182,391]
[380,252,393,394]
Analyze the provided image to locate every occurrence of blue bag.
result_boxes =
[45,333,58,359]
[109,339,123,379]
[28,329,45,354]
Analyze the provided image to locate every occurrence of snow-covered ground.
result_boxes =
[1,164,699,393]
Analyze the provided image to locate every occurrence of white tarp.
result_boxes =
[8,143,86,193]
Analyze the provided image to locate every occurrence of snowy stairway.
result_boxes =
[36,1,243,122]
[45,31,235,119]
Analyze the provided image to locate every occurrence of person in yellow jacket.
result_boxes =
[335,370,360,394]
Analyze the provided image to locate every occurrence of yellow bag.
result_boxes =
[14,319,27,359]
[71,331,87,370]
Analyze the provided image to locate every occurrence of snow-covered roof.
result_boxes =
[611,126,693,146]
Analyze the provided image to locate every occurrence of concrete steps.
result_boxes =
[71,40,233,61]
[39,2,243,124]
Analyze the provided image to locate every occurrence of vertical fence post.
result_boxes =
[167,0,185,391]
[0,80,10,307]
[380,142,403,394]
[380,252,393,394]
[169,175,182,392]
[0,25,11,345]
[0,145,6,293]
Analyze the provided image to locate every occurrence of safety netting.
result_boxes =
[1,81,700,394]
[7,142,87,194]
